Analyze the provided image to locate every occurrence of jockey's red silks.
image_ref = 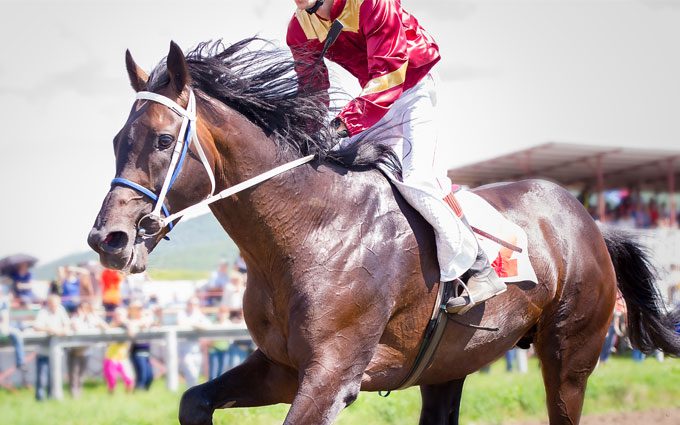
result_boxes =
[286,0,440,136]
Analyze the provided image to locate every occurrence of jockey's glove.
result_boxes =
[331,117,349,139]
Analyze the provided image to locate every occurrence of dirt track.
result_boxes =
[514,408,680,425]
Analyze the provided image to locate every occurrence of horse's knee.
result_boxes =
[179,384,214,425]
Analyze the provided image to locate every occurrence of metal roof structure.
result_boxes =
[448,142,680,190]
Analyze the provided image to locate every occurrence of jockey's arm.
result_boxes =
[286,24,331,108]
[336,0,409,137]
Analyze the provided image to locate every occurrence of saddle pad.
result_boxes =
[456,190,538,284]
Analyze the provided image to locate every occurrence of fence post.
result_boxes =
[165,329,179,392]
[49,337,64,400]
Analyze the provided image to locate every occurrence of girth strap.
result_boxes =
[391,279,457,391]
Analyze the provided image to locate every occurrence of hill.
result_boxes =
[34,214,239,280]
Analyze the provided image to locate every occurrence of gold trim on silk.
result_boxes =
[295,0,363,42]
[360,61,409,96]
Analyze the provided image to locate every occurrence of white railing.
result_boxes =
[0,325,250,400]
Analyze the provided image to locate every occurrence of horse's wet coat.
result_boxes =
[88,40,680,425]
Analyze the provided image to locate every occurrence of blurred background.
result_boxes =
[0,1,678,424]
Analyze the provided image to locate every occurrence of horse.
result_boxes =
[87,38,680,425]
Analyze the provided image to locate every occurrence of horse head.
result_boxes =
[87,42,215,273]
[88,37,394,273]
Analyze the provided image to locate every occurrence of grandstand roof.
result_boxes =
[448,142,680,190]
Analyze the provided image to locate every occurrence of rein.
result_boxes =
[111,89,315,239]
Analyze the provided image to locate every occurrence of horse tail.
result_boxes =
[600,225,680,356]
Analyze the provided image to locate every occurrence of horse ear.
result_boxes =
[166,41,190,93]
[125,49,148,92]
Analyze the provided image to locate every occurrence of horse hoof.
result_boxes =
[179,386,214,425]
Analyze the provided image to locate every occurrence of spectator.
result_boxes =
[208,306,231,380]
[177,296,211,387]
[103,308,134,394]
[649,198,659,227]
[48,279,60,296]
[123,272,149,306]
[632,349,645,362]
[0,282,28,387]
[101,268,123,322]
[205,261,230,306]
[69,301,107,398]
[221,272,245,314]
[59,266,81,315]
[147,294,164,326]
[599,296,625,364]
[9,262,35,306]
[127,301,154,391]
[76,267,95,304]
[504,349,517,372]
[32,294,71,401]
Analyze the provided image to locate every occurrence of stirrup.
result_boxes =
[445,280,477,315]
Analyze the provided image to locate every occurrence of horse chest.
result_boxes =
[242,284,295,366]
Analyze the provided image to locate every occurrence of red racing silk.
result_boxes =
[286,0,440,137]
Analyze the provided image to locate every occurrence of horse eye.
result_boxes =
[157,134,175,149]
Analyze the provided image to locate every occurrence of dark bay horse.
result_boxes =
[87,39,680,425]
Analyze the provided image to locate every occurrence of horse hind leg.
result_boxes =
[534,276,615,424]
[419,378,466,425]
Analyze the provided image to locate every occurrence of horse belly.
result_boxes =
[360,288,540,390]
[420,293,540,383]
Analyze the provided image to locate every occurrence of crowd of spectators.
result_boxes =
[606,196,675,228]
[0,255,252,401]
[584,192,679,229]
[2,248,677,398]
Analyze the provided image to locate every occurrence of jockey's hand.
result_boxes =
[331,117,349,138]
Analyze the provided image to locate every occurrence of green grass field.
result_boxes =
[1,357,678,425]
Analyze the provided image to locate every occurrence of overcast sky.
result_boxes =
[0,0,678,264]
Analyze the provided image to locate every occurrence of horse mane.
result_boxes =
[146,37,402,177]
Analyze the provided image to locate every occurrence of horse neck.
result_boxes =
[203,105,336,273]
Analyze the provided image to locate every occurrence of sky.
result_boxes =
[0,0,678,264]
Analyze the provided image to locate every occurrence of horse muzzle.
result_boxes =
[87,226,146,272]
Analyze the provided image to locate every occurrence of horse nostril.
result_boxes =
[100,231,129,253]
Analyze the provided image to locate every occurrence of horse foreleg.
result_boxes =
[419,378,466,425]
[280,345,374,425]
[178,349,298,425]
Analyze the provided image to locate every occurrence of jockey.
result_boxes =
[287,0,506,314]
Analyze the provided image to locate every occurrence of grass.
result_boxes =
[146,269,210,281]
[1,357,678,425]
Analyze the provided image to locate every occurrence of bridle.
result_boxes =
[111,88,314,240]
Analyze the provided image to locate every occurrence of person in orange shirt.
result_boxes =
[101,268,123,323]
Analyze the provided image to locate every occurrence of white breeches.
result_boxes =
[350,72,478,280]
